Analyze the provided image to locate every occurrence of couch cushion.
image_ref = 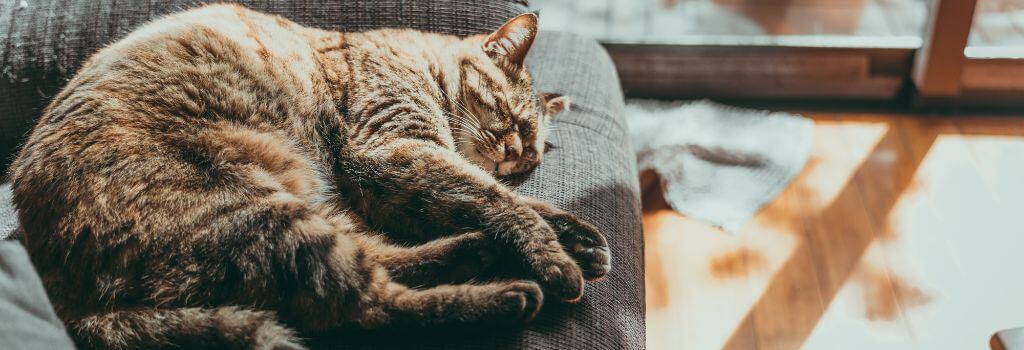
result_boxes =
[0,23,645,350]
[0,0,527,171]
[0,234,75,349]
[0,185,15,240]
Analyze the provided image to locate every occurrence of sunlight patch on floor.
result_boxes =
[645,118,891,350]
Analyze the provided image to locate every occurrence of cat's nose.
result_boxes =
[502,134,523,162]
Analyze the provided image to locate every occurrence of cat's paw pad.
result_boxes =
[548,214,611,281]
[498,281,544,322]
[573,244,612,281]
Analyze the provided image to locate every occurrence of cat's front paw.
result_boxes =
[531,245,585,303]
[496,281,544,323]
[544,213,611,281]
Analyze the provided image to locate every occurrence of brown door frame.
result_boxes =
[912,0,978,99]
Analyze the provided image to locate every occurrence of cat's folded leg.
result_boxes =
[343,233,544,327]
[343,139,586,302]
[360,231,503,286]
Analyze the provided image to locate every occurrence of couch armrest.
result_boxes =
[514,31,644,350]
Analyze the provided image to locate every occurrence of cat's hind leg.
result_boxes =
[67,307,303,350]
[353,273,543,328]
[361,231,504,286]
[349,232,544,326]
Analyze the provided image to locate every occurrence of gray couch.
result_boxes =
[0,1,644,349]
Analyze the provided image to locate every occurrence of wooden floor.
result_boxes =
[642,112,1024,350]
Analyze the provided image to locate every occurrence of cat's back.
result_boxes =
[8,5,334,240]
[107,4,324,76]
[38,4,327,129]
[96,4,321,76]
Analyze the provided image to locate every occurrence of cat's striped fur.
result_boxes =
[7,4,610,349]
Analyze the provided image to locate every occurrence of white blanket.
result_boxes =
[627,100,814,233]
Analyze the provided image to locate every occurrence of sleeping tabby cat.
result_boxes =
[8,4,611,350]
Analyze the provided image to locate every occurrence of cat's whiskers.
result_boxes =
[446,111,486,145]
[438,88,477,122]
[438,88,490,148]
[451,115,485,145]
[451,128,479,146]
[450,119,482,141]
[438,87,487,138]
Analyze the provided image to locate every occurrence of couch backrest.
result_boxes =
[0,0,529,173]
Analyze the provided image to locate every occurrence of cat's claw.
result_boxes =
[545,213,612,281]
[578,246,612,281]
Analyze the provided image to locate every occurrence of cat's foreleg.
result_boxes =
[343,139,587,301]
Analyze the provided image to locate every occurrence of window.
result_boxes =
[533,0,1024,106]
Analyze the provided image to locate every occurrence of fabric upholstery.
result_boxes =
[0,0,528,171]
[0,237,76,350]
[0,185,14,239]
[515,32,644,350]
[0,1,644,349]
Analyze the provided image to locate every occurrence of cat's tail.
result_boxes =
[66,306,305,350]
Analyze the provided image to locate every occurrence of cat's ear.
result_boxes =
[483,13,538,68]
[540,93,570,117]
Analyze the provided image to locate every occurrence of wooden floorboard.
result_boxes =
[643,113,1024,350]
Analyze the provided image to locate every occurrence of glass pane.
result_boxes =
[532,0,929,48]
[966,0,1024,58]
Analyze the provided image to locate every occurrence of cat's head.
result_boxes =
[452,13,570,176]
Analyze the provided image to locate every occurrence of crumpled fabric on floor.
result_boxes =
[628,99,814,233]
